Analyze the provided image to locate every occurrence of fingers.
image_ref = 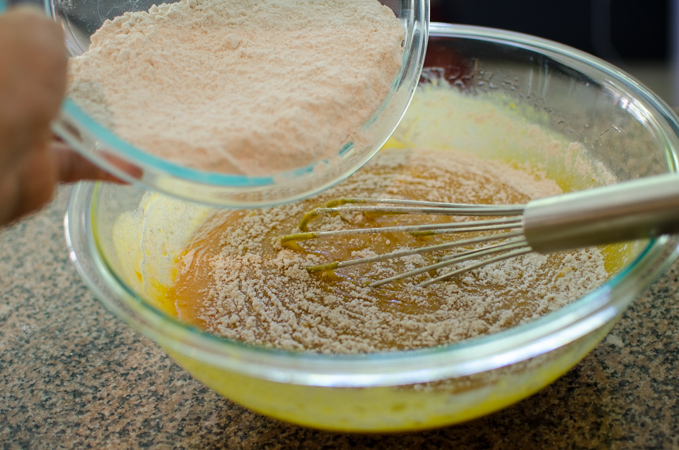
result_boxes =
[0,6,67,114]
[0,9,139,227]
[51,141,127,183]
[0,141,133,226]
[0,7,67,168]
[12,142,58,221]
[0,140,57,226]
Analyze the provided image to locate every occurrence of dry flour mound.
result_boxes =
[68,0,404,176]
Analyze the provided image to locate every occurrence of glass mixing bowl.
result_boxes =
[64,23,679,432]
[0,0,428,207]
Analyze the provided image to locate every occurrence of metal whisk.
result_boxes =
[281,173,679,287]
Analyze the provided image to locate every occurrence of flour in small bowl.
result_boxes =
[67,0,405,176]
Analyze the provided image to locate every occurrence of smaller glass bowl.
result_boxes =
[0,0,429,207]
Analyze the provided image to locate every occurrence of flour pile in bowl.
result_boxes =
[67,0,404,176]
[167,147,610,354]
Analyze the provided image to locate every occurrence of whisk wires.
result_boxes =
[281,198,531,287]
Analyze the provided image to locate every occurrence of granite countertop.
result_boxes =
[1,186,678,449]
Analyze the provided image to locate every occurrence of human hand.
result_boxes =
[0,7,120,226]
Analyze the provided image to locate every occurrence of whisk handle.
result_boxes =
[524,173,679,253]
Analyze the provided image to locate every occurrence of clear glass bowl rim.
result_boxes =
[65,23,679,388]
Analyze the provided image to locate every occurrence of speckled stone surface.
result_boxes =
[1,186,678,449]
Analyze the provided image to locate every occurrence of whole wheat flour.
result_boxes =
[67,0,404,175]
[168,147,611,354]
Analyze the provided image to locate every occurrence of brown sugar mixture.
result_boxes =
[168,147,609,354]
